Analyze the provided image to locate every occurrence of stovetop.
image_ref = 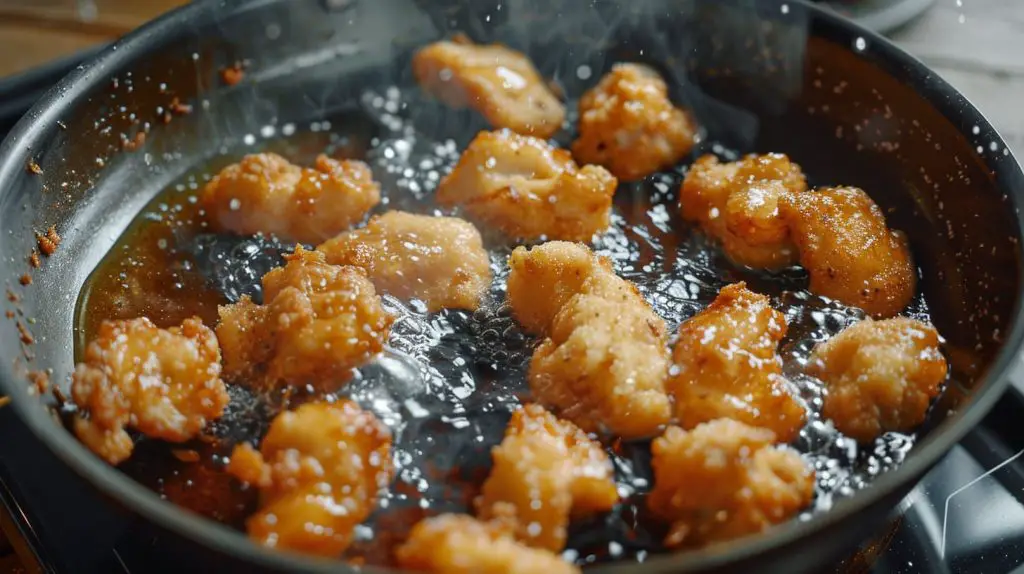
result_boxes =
[3,33,1024,574]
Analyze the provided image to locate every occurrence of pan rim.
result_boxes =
[1,0,1022,571]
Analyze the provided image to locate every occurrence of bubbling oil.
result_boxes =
[75,83,941,567]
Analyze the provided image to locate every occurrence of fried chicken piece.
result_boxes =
[506,241,601,334]
[71,317,228,465]
[667,283,806,443]
[225,401,393,557]
[572,63,696,181]
[317,211,491,312]
[475,404,617,551]
[201,153,380,244]
[506,242,672,438]
[808,317,947,443]
[778,186,916,318]
[648,420,814,548]
[216,246,392,390]
[395,514,580,574]
[436,130,617,241]
[680,153,808,269]
[412,37,565,138]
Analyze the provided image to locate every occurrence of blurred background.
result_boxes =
[0,1,184,77]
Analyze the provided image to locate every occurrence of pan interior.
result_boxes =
[0,0,1021,571]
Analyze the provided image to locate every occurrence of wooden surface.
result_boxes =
[0,0,186,78]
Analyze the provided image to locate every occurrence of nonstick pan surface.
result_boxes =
[1,0,1023,572]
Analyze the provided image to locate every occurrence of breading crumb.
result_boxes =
[36,226,61,256]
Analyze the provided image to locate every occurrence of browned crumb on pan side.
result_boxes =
[16,321,33,345]
[121,131,147,152]
[220,61,246,86]
[27,369,49,394]
[36,225,61,256]
[169,97,193,115]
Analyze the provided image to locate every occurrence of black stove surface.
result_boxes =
[3,45,1024,574]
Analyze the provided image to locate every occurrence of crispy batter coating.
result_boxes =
[436,130,617,241]
[680,154,808,269]
[225,401,393,557]
[201,153,380,244]
[779,186,916,318]
[412,37,565,139]
[808,317,947,443]
[648,420,814,548]
[71,317,228,465]
[395,514,580,574]
[506,241,600,334]
[475,404,617,551]
[506,242,672,438]
[216,246,392,390]
[317,211,491,312]
[572,63,696,181]
[668,283,806,442]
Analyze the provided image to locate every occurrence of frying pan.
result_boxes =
[1,0,1022,572]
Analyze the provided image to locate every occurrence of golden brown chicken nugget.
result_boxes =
[531,286,672,439]
[475,404,617,551]
[225,401,393,557]
[216,246,392,390]
[317,211,491,312]
[395,514,580,574]
[71,317,228,465]
[779,186,916,318]
[507,243,671,438]
[413,37,565,138]
[648,420,814,548]
[680,153,807,269]
[201,153,380,244]
[437,130,617,241]
[572,63,696,181]
[808,317,947,443]
[506,241,602,334]
[668,282,806,443]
